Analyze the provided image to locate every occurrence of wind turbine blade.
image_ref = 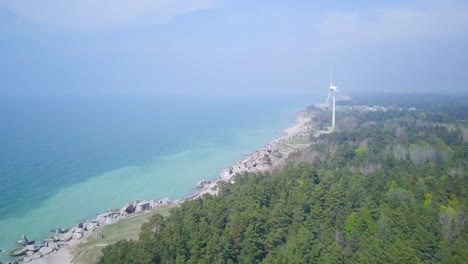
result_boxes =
[335,88,340,93]
[326,91,331,104]
[329,65,333,86]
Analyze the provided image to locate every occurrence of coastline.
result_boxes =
[195,110,316,198]
[8,107,320,264]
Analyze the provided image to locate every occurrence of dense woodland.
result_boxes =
[99,101,467,263]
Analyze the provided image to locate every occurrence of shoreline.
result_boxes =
[194,111,315,198]
[7,107,320,264]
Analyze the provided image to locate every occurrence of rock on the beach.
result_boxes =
[23,256,33,263]
[38,246,53,256]
[32,252,43,259]
[86,222,99,232]
[11,247,27,256]
[25,244,41,252]
[56,241,66,247]
[50,242,59,250]
[72,232,83,240]
[119,203,136,215]
[161,197,171,205]
[61,231,74,242]
[21,234,29,246]
[55,227,66,234]
[197,180,207,188]
[96,212,119,225]
[136,201,150,212]
[149,199,158,208]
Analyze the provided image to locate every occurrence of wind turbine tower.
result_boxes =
[326,68,340,132]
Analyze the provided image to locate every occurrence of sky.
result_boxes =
[0,0,467,96]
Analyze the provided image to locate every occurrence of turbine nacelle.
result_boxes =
[326,85,340,105]
[329,85,338,92]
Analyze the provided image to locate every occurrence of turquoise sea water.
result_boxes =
[0,96,314,258]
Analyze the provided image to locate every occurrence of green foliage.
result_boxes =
[98,240,151,264]
[355,147,368,161]
[99,108,467,264]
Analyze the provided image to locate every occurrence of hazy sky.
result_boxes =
[0,0,467,96]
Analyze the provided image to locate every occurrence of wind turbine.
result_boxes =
[325,68,340,132]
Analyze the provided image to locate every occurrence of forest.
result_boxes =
[98,102,467,263]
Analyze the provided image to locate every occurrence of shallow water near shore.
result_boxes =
[0,95,315,259]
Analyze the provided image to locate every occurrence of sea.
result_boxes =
[0,95,316,259]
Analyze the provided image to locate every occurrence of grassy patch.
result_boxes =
[71,205,174,264]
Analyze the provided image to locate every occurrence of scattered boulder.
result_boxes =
[61,232,74,242]
[197,180,207,189]
[149,200,158,208]
[161,197,171,205]
[10,247,26,256]
[135,201,150,212]
[69,226,77,233]
[119,203,136,215]
[20,235,29,246]
[25,244,41,252]
[44,238,55,248]
[39,246,53,256]
[56,241,66,247]
[107,212,120,220]
[55,227,66,234]
[50,242,59,250]
[86,222,99,232]
[32,252,43,259]
[22,256,32,263]
[82,222,90,231]
[95,212,119,226]
[72,232,83,240]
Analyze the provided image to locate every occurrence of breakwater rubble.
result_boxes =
[6,198,172,264]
